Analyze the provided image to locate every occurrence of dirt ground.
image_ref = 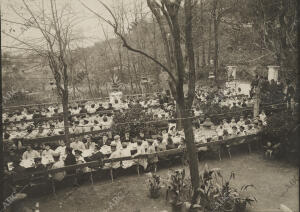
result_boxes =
[15,152,299,212]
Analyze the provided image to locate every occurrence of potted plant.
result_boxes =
[165,169,193,212]
[233,184,257,212]
[197,164,257,212]
[146,173,161,199]
[223,199,235,212]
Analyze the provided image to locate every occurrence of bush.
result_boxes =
[112,104,168,138]
[262,111,299,162]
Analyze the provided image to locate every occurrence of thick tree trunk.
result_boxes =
[62,92,70,144]
[179,105,200,203]
[176,104,182,130]
[183,0,200,200]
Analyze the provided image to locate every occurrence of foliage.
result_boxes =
[261,111,299,160]
[112,104,168,137]
[165,169,193,207]
[163,166,256,212]
[195,101,251,125]
[197,164,256,212]
[262,111,295,139]
[146,173,162,199]
[259,80,285,105]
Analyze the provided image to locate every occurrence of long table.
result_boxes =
[9,133,261,185]
[4,102,286,144]
[6,107,255,144]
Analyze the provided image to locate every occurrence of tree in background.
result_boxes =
[243,0,297,81]
[2,0,81,143]
[82,0,201,205]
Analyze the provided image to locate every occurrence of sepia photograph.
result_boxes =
[1,0,299,211]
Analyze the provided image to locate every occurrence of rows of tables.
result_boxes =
[9,133,261,187]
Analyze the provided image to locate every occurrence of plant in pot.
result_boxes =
[196,164,257,212]
[165,169,193,212]
[232,184,257,212]
[146,172,161,199]
[197,165,230,212]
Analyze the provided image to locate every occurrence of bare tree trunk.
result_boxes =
[62,94,70,144]
[86,73,94,98]
[195,48,200,72]
[176,105,182,129]
[151,17,161,91]
[213,0,219,80]
[214,21,219,80]
[81,51,94,98]
[183,0,200,198]
[202,45,206,68]
[200,0,206,68]
[105,82,109,96]
[118,47,124,82]
[72,83,76,99]
[208,13,212,65]
[62,62,70,144]
[126,50,135,93]
[70,66,76,99]
[133,62,142,93]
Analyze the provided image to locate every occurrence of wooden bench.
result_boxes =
[10,134,261,194]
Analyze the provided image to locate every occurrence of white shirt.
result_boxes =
[120,147,134,169]
[109,150,121,169]
[55,146,66,157]
[70,141,86,151]
[51,160,66,181]
[22,150,40,160]
[41,149,55,165]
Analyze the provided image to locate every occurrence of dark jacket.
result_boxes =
[64,153,76,174]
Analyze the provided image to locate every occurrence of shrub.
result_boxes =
[112,104,168,138]
[261,111,299,161]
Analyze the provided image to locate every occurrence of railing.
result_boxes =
[3,92,162,111]
[4,102,286,144]
[10,133,261,183]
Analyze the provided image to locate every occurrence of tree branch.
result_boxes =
[81,0,177,85]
